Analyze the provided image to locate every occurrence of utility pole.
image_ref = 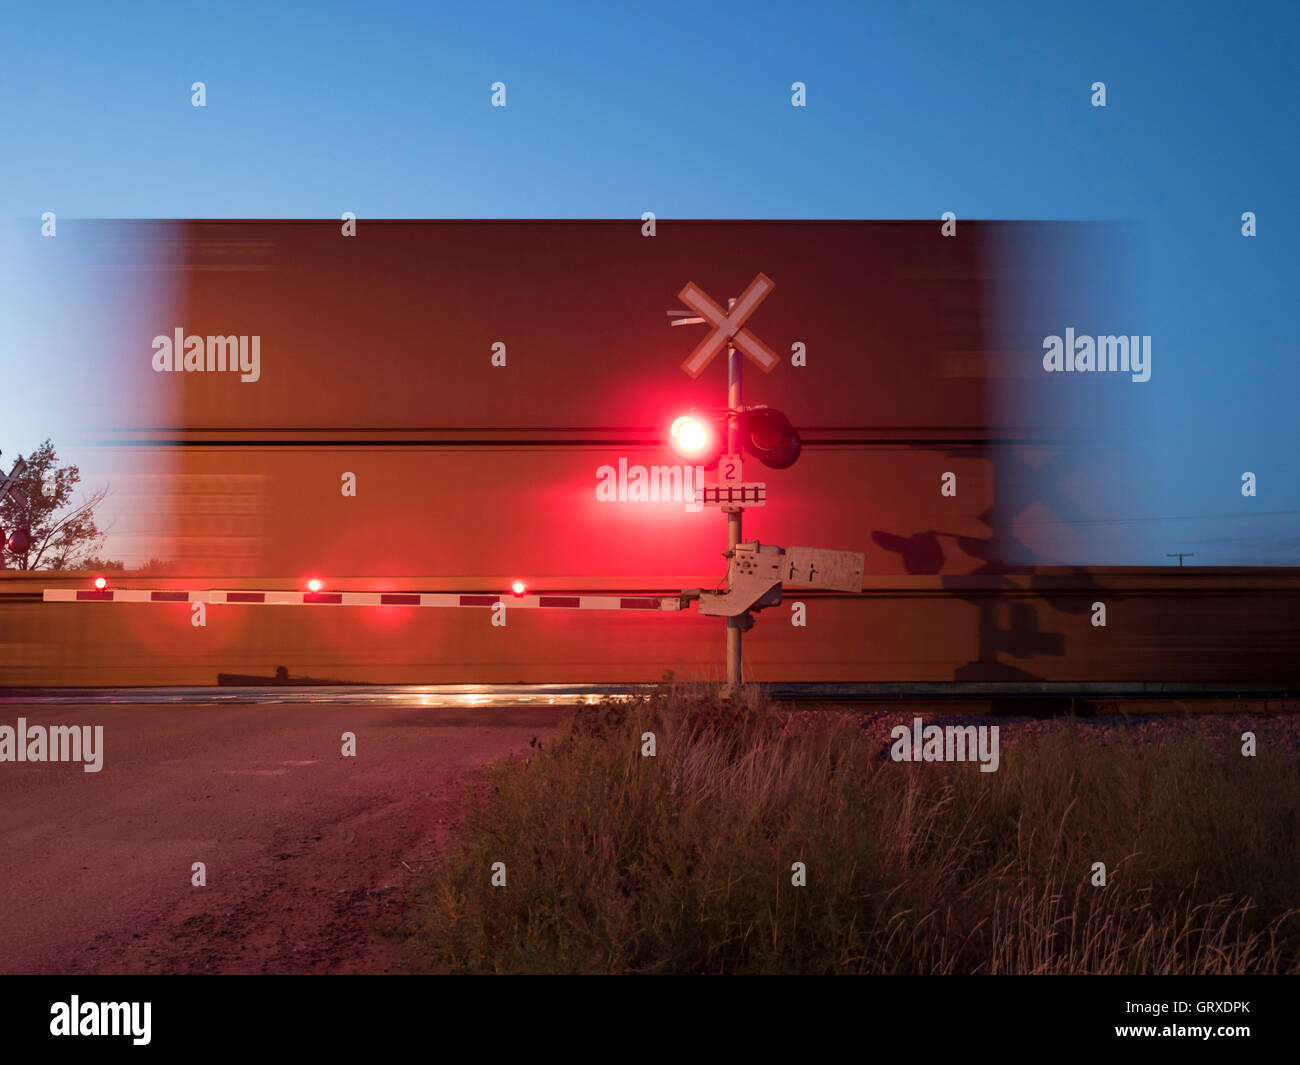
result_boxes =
[1166,552,1195,566]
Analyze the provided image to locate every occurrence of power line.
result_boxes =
[1010,509,1300,528]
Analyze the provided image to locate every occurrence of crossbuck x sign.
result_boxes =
[677,273,780,378]
[0,458,26,506]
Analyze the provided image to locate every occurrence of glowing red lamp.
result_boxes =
[672,414,725,463]
[671,415,710,455]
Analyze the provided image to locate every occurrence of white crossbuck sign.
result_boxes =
[0,458,26,506]
[677,273,781,378]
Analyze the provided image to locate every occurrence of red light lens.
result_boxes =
[670,415,712,458]
[511,580,526,596]
[93,576,108,590]
[307,579,323,592]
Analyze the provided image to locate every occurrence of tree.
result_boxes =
[78,557,176,574]
[0,440,110,571]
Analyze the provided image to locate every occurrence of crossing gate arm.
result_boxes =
[44,589,208,603]
[43,588,688,612]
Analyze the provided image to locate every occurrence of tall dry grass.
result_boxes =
[408,683,1300,974]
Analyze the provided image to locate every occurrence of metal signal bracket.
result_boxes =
[695,541,785,617]
[690,540,866,618]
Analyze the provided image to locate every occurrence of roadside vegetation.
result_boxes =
[408,682,1300,974]
[1,438,111,570]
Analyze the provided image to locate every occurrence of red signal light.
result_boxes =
[511,580,526,596]
[741,408,802,469]
[671,416,711,456]
[669,414,724,468]
[670,410,798,469]
[307,578,323,592]
[93,576,108,590]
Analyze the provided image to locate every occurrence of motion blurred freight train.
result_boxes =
[3,220,1296,686]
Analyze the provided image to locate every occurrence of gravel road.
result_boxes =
[0,702,564,974]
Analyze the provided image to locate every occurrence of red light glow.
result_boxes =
[511,580,527,596]
[307,578,323,592]
[670,415,712,458]
[93,576,108,590]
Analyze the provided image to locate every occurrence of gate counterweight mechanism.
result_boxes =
[41,271,866,689]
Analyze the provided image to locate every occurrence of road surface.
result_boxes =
[0,700,565,974]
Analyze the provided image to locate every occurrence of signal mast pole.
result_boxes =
[725,297,743,690]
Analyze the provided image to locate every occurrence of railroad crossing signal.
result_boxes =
[0,456,26,506]
[669,271,817,687]
[1,455,29,563]
[676,273,780,378]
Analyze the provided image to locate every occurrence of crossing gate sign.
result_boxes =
[1,458,26,505]
[783,546,864,592]
[699,483,766,507]
[677,273,781,378]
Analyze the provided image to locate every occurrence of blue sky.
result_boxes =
[2,0,1297,563]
